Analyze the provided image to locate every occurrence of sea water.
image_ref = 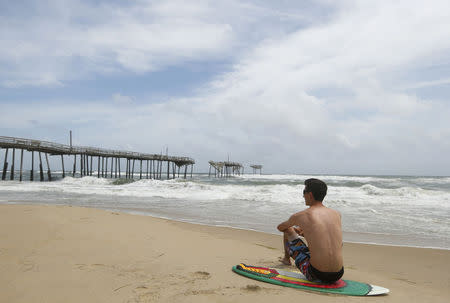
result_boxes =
[0,173,449,250]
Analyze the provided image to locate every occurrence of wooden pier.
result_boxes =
[208,161,243,178]
[0,136,195,181]
[250,164,262,175]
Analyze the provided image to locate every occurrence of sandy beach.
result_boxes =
[0,204,449,302]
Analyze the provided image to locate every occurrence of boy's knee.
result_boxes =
[285,227,301,242]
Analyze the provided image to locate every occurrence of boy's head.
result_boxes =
[304,178,327,202]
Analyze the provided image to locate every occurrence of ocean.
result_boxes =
[0,173,449,250]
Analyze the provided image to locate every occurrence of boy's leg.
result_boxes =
[281,227,301,265]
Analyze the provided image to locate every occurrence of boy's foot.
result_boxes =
[279,257,291,265]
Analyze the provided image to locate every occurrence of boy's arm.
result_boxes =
[293,226,304,236]
[277,213,301,232]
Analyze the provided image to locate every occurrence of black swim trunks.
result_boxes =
[309,264,344,283]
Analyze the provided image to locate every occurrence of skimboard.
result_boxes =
[232,264,389,296]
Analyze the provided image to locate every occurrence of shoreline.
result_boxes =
[1,204,449,302]
[1,201,449,251]
[1,172,448,254]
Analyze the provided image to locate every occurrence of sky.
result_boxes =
[1,0,450,175]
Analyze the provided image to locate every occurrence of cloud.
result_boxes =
[0,0,323,88]
[0,0,236,87]
[112,93,133,105]
[1,1,450,175]
[403,78,450,90]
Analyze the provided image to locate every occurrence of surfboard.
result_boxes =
[232,264,389,296]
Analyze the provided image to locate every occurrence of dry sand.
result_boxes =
[0,204,449,302]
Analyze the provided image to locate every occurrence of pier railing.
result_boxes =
[0,136,194,164]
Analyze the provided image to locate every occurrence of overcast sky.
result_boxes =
[1,0,450,175]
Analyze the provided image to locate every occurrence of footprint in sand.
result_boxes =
[21,260,37,272]
[75,263,107,271]
[193,271,211,280]
[394,277,417,285]
[242,285,261,292]
[185,289,217,296]
[132,285,160,302]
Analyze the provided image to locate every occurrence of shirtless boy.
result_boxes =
[277,178,344,283]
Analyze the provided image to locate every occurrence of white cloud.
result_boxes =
[0,0,318,87]
[1,1,450,175]
[112,93,133,105]
[0,0,236,86]
[403,78,450,90]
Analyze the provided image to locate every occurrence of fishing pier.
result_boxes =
[0,136,195,181]
[250,165,262,174]
[208,161,243,178]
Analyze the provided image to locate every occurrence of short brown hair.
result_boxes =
[304,178,327,201]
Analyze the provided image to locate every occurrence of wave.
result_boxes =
[239,174,450,189]
[359,184,424,196]
[239,174,385,183]
[0,177,302,204]
[1,176,449,210]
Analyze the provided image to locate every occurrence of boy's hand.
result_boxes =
[294,226,304,236]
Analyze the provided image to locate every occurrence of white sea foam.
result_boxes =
[1,176,448,208]
[330,184,450,210]
[239,174,383,183]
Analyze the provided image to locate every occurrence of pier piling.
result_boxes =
[45,153,51,181]
[97,157,101,178]
[30,151,34,181]
[1,148,8,180]
[85,155,88,176]
[167,161,169,180]
[73,155,76,177]
[10,148,15,180]
[20,149,24,181]
[61,155,65,178]
[80,154,83,177]
[39,152,44,181]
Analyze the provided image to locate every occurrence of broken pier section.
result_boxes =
[208,161,244,178]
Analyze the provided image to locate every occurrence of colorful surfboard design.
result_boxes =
[232,264,389,296]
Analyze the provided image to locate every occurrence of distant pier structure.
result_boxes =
[208,161,243,178]
[250,164,262,175]
[0,136,195,181]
